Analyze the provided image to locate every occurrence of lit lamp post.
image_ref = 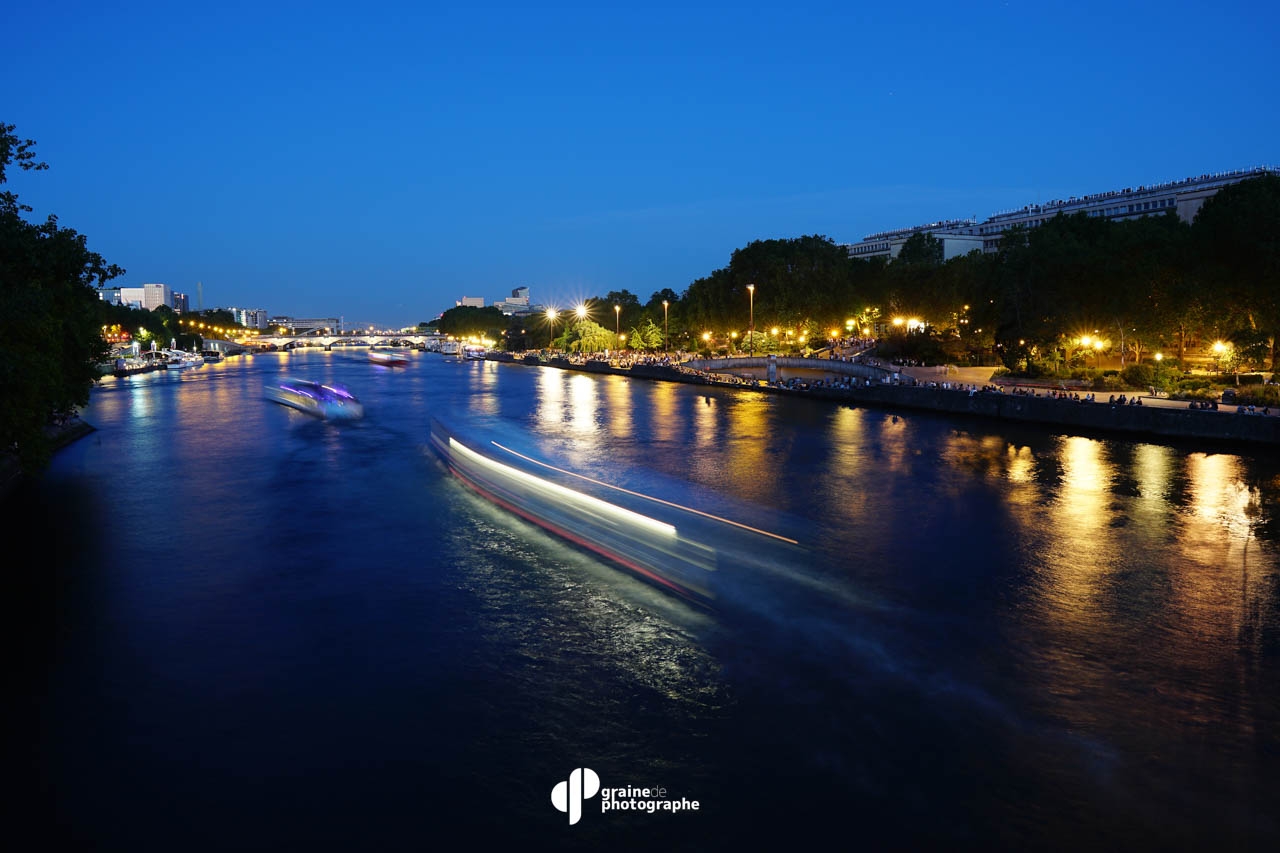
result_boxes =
[614,304,621,347]
[662,300,669,354]
[546,308,559,351]
[1213,340,1238,384]
[747,284,755,357]
[1155,352,1163,388]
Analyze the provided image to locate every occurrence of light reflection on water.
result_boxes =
[30,353,1280,849]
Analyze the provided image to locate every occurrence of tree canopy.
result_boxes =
[1,123,123,473]
[435,304,506,339]
[575,180,1280,370]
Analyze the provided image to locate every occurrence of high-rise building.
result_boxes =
[231,308,270,329]
[104,282,175,310]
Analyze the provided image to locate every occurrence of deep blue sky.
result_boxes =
[5,1,1277,328]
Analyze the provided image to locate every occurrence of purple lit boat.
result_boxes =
[266,378,364,420]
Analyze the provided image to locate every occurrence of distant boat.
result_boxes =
[265,378,364,420]
[369,350,409,367]
[463,345,488,360]
[111,357,159,378]
[163,349,203,370]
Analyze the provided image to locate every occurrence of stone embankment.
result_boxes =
[486,352,1280,449]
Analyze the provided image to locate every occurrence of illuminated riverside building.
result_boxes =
[846,165,1278,259]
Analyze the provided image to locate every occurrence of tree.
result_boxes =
[627,318,664,351]
[1191,174,1280,370]
[435,305,506,339]
[555,319,614,354]
[896,232,944,267]
[1,123,124,473]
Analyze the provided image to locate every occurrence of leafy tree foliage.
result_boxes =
[1,123,123,472]
[555,318,614,353]
[663,178,1279,373]
[436,305,506,339]
[627,318,664,351]
[1190,174,1280,369]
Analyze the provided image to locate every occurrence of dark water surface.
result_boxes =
[12,350,1280,851]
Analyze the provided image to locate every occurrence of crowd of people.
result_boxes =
[506,348,1274,417]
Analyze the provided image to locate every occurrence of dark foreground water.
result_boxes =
[10,350,1280,852]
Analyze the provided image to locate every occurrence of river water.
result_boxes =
[13,349,1280,851]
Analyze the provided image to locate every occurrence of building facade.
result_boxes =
[846,165,1278,259]
[232,308,270,329]
[977,165,1278,251]
[492,286,532,315]
[269,316,344,334]
[99,282,176,310]
[847,219,984,261]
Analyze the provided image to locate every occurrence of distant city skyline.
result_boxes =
[5,1,1277,328]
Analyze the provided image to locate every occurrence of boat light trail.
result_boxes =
[448,438,676,537]
[490,442,799,545]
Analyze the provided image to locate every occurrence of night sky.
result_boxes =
[5,0,1277,327]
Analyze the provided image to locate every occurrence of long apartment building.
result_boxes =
[847,165,1278,259]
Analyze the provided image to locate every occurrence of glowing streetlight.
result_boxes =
[662,300,669,353]
[545,308,559,350]
[747,284,755,357]
[575,304,588,321]
[614,304,621,343]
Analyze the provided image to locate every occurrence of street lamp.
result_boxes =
[662,300,669,354]
[747,284,755,357]
[545,308,559,351]
[614,304,621,345]
[1155,352,1163,389]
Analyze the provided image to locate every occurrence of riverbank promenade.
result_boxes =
[483,350,1279,449]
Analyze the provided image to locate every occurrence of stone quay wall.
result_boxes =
[484,353,1280,448]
